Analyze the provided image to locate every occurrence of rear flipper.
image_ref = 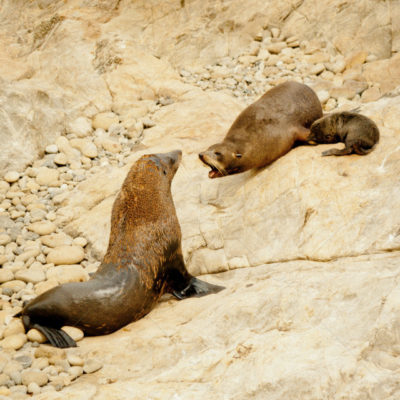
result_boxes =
[173,277,224,300]
[322,146,353,156]
[32,324,77,348]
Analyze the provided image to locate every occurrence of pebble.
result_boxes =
[0,333,27,350]
[14,355,33,369]
[3,319,25,337]
[317,90,330,104]
[0,269,14,283]
[1,280,26,293]
[266,42,286,54]
[4,171,20,183]
[41,233,72,248]
[45,145,58,154]
[67,354,84,367]
[27,221,56,236]
[21,370,48,387]
[27,382,41,394]
[46,245,85,265]
[68,366,83,380]
[68,117,92,138]
[34,277,58,295]
[31,357,49,370]
[0,234,11,246]
[15,265,46,284]
[36,167,60,187]
[61,326,84,342]
[0,374,10,387]
[35,345,66,364]
[83,359,103,374]
[54,153,68,166]
[72,237,87,247]
[27,329,47,344]
[92,112,119,130]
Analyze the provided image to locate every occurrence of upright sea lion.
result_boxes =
[307,111,380,156]
[18,150,224,348]
[199,81,323,178]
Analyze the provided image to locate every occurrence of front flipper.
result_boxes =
[322,146,353,156]
[173,277,224,300]
[33,324,77,348]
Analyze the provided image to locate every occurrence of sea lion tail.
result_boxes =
[173,277,225,299]
[32,324,77,348]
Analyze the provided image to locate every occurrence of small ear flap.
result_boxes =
[235,153,242,158]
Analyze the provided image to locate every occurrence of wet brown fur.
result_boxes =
[19,151,223,345]
[307,111,380,156]
[199,81,323,178]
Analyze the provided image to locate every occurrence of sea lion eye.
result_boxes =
[163,169,167,175]
[235,153,242,158]
[214,151,222,157]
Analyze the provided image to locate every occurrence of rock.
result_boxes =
[35,168,60,187]
[27,382,41,395]
[92,112,119,130]
[27,221,56,235]
[1,280,26,293]
[46,245,85,265]
[0,269,13,283]
[69,138,98,159]
[346,50,369,70]
[34,346,66,364]
[14,264,45,284]
[41,233,72,248]
[46,265,88,284]
[3,319,24,337]
[68,117,92,138]
[34,278,58,296]
[83,359,102,374]
[54,153,68,166]
[15,248,40,263]
[0,234,11,246]
[0,333,27,350]
[68,366,83,380]
[21,370,48,387]
[31,357,49,370]
[61,326,84,342]
[45,145,58,154]
[98,138,122,154]
[4,171,20,183]
[310,63,325,75]
[66,354,84,367]
[316,90,330,104]
[72,237,87,247]
[14,355,33,369]
[361,86,381,103]
[266,42,286,54]
[27,329,47,344]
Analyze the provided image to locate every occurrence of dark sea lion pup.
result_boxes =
[199,81,323,178]
[307,111,379,156]
[17,150,224,348]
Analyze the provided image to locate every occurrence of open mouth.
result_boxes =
[208,166,224,179]
[199,153,224,179]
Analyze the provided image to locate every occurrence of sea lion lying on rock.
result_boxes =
[199,81,323,178]
[307,111,380,156]
[18,150,224,348]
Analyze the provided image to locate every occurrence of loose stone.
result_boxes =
[21,370,48,387]
[27,329,47,345]
[0,269,14,283]
[27,382,41,395]
[45,145,58,154]
[83,359,103,374]
[61,326,84,342]
[3,319,25,337]
[46,245,85,265]
[27,221,56,236]
[0,333,27,350]
[4,172,20,183]
[67,354,84,367]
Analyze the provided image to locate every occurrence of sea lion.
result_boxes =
[18,150,224,348]
[307,111,380,156]
[199,81,323,178]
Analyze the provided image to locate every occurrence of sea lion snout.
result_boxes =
[157,149,182,165]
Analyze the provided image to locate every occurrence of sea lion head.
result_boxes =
[308,115,339,144]
[199,143,243,179]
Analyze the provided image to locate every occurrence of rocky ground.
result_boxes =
[1,1,400,399]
